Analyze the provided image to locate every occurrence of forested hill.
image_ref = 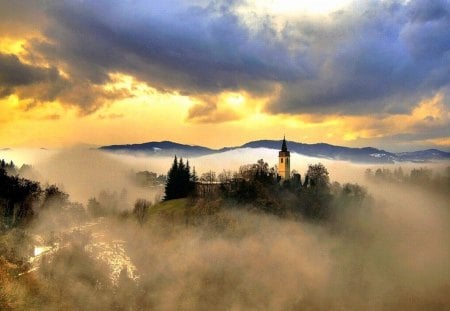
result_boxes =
[99,141,215,157]
[99,140,450,164]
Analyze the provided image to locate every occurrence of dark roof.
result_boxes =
[281,136,288,152]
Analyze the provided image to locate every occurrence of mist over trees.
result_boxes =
[0,154,449,310]
[87,189,128,217]
[131,170,166,187]
[133,198,151,225]
[365,166,450,198]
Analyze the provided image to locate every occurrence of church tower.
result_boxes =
[278,136,290,180]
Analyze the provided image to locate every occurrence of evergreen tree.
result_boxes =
[164,156,178,200]
[178,158,186,197]
[164,156,195,200]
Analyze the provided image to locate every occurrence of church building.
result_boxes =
[278,136,290,180]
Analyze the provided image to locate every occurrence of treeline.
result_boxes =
[163,157,371,222]
[219,160,371,221]
[0,160,82,231]
[87,189,128,217]
[86,189,156,226]
[131,170,166,187]
[365,166,450,196]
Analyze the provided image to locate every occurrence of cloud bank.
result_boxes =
[0,0,448,114]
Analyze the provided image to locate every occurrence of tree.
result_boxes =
[133,199,151,225]
[0,162,41,228]
[42,185,69,209]
[410,167,432,184]
[300,163,332,220]
[164,156,179,200]
[218,170,233,183]
[164,156,195,200]
[304,163,330,190]
[191,166,198,183]
[200,171,216,183]
[341,183,370,205]
[87,198,103,217]
[255,159,272,183]
[181,159,191,196]
[236,159,273,184]
[364,168,373,180]
[394,167,404,181]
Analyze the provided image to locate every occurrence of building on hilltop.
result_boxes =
[278,136,290,180]
[193,136,299,199]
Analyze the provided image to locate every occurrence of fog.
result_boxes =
[1,148,449,309]
[2,147,448,200]
[0,147,166,205]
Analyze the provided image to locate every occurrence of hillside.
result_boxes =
[147,198,188,218]
[100,140,450,164]
[99,141,214,157]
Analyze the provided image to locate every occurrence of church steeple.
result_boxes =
[281,135,288,152]
[278,136,290,180]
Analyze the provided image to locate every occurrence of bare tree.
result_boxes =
[133,198,151,225]
[200,171,216,183]
[218,170,233,183]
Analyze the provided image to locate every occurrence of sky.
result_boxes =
[0,0,449,152]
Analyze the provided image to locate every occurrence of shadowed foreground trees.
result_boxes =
[0,161,40,229]
[0,160,81,230]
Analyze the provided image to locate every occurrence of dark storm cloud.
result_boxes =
[270,0,450,114]
[0,51,129,111]
[31,0,305,97]
[0,53,59,87]
[0,0,449,115]
[0,52,64,99]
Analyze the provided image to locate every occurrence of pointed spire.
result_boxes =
[281,135,288,152]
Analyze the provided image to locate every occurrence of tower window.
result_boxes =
[281,158,283,163]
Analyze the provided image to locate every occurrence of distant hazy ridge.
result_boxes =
[99,140,450,164]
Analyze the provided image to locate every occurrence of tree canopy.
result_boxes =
[0,159,74,230]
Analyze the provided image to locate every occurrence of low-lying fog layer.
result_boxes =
[1,147,448,201]
[28,185,449,310]
[1,148,449,309]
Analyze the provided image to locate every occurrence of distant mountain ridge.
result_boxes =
[100,141,215,156]
[99,140,450,164]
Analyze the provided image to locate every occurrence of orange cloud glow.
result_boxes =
[1,70,449,150]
